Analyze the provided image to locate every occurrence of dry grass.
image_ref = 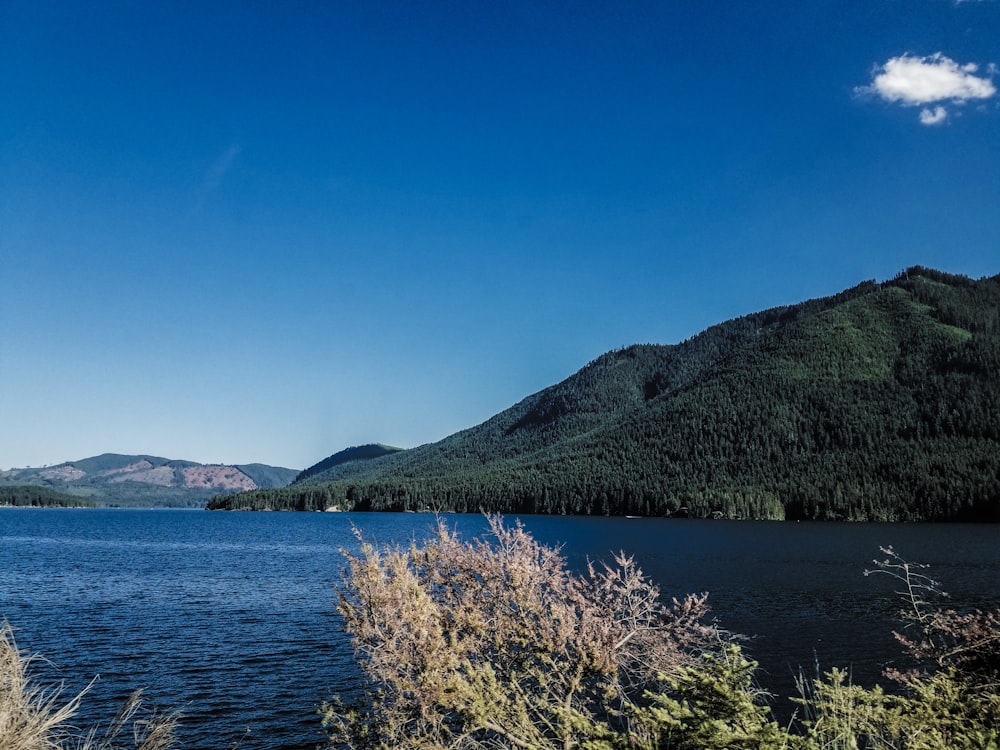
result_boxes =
[0,621,83,750]
[0,622,178,750]
[77,688,178,750]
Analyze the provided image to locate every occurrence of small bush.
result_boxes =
[797,546,1000,749]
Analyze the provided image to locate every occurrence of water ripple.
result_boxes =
[2,509,998,747]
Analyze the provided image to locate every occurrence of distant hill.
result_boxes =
[208,267,1000,521]
[1,453,298,508]
[293,444,405,484]
[238,463,304,490]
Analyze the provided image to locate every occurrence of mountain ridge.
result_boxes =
[1,453,299,508]
[203,266,997,519]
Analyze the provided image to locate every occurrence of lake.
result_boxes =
[1,509,998,749]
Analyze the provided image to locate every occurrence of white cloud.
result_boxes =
[859,53,996,124]
[919,105,949,125]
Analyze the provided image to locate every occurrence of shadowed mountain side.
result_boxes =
[292,444,405,484]
[208,267,1000,520]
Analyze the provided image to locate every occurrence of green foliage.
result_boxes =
[797,547,1000,749]
[214,268,1000,521]
[633,645,793,749]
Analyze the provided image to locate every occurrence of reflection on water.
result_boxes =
[1,509,997,748]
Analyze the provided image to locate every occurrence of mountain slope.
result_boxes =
[2,453,299,508]
[209,267,1000,520]
[292,444,404,484]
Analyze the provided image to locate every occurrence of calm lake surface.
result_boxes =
[1,509,998,749]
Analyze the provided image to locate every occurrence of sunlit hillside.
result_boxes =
[210,267,1000,521]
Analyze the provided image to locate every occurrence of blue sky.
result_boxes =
[2,1,998,471]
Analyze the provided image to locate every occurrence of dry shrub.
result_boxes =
[325,515,783,749]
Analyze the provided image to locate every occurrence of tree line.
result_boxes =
[0,485,94,508]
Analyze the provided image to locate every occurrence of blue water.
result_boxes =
[1,509,998,749]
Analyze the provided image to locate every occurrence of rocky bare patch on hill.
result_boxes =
[2,454,298,507]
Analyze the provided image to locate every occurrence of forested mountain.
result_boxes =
[208,267,1000,521]
[2,453,298,507]
[292,444,404,483]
